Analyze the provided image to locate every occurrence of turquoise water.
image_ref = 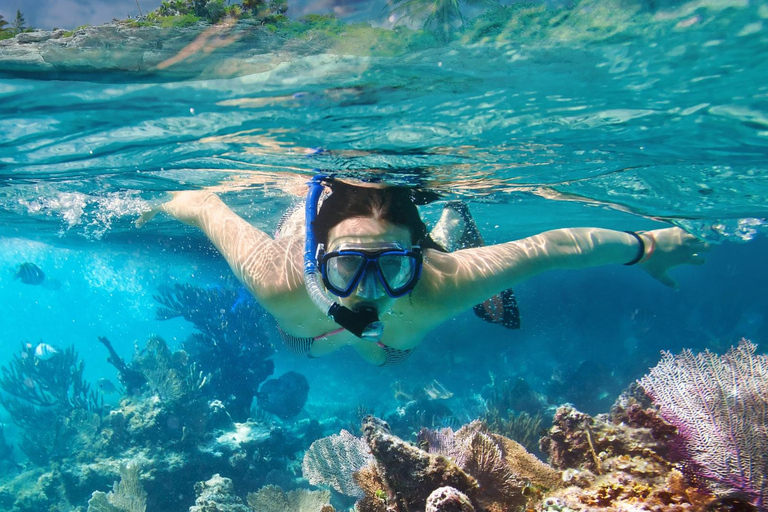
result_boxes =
[1,0,767,509]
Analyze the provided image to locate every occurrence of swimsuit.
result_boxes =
[277,325,413,366]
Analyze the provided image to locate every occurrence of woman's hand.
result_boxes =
[639,227,709,289]
[135,190,219,228]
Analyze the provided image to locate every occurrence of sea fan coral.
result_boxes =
[87,463,147,512]
[302,429,373,498]
[638,339,768,509]
[246,484,333,512]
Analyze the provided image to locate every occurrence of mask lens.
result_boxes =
[326,254,365,293]
[378,254,416,292]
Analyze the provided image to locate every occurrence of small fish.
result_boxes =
[14,263,46,285]
[97,378,118,395]
[34,343,59,361]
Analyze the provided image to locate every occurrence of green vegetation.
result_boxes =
[61,24,91,38]
[12,9,26,33]
[0,9,33,40]
[0,14,10,40]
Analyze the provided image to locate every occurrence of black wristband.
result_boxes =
[623,231,645,266]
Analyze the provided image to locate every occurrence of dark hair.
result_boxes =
[313,180,445,251]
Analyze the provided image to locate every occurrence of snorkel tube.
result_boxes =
[304,175,384,342]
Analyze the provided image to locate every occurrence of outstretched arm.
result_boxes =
[136,191,304,307]
[417,227,707,321]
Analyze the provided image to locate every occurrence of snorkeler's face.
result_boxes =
[326,218,414,313]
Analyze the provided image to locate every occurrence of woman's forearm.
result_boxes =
[539,227,650,269]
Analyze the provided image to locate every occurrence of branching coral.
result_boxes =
[130,335,207,403]
[0,343,102,464]
[154,283,275,421]
[481,376,547,453]
[0,343,101,416]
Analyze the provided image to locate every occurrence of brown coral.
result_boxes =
[538,405,722,512]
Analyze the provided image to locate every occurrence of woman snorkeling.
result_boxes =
[137,176,708,366]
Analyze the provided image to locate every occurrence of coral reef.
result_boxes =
[419,420,562,511]
[639,339,768,508]
[0,343,102,465]
[361,416,479,511]
[86,463,147,512]
[537,402,725,511]
[97,337,147,395]
[189,474,251,512]
[303,416,560,512]
[425,486,475,512]
[246,484,334,512]
[154,283,276,422]
[0,329,310,511]
[303,429,373,498]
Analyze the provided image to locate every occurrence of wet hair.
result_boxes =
[313,180,446,251]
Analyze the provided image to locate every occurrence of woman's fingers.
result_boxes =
[135,208,158,228]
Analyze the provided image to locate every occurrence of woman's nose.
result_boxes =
[356,270,385,299]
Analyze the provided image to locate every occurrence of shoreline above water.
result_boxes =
[0,19,329,80]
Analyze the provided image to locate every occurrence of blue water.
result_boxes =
[1,0,767,508]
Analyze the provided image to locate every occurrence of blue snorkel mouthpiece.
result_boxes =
[303,174,384,342]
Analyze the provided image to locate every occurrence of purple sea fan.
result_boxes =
[638,339,768,510]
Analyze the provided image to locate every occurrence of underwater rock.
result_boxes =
[536,404,726,511]
[256,371,309,420]
[419,420,561,511]
[207,400,235,431]
[425,486,476,512]
[361,416,479,511]
[207,420,272,453]
[189,474,250,512]
[540,404,673,474]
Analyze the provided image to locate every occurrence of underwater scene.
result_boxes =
[1,0,767,510]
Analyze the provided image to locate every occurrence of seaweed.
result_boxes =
[154,283,275,422]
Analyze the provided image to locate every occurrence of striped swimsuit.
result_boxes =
[277,325,413,366]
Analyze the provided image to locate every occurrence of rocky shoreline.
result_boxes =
[0,20,316,80]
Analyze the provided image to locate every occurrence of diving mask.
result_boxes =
[318,242,423,298]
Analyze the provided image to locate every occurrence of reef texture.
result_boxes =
[0,334,305,511]
[425,486,476,512]
[304,415,561,512]
[246,484,334,512]
[537,400,732,512]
